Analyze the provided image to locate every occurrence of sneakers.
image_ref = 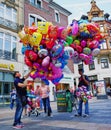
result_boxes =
[50,114,53,117]
[13,125,23,129]
[43,113,47,117]
[83,114,89,117]
[74,114,81,117]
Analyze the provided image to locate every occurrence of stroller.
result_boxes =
[27,93,40,117]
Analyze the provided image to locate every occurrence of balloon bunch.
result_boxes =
[76,86,92,103]
[18,19,104,84]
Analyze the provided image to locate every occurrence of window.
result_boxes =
[29,15,35,26]
[0,3,17,23]
[101,58,109,69]
[30,0,35,4]
[55,11,60,23]
[100,40,107,49]
[89,62,95,70]
[0,32,17,60]
[30,0,42,8]
[100,24,104,32]
[0,3,4,18]
[78,64,83,70]
[12,36,17,60]
[37,0,41,8]
[29,14,45,26]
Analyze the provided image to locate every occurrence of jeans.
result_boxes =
[10,99,16,109]
[78,99,89,115]
[39,98,43,109]
[42,97,52,116]
[13,96,23,126]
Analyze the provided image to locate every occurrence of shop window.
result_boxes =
[101,58,109,69]
[4,73,14,82]
[3,83,10,95]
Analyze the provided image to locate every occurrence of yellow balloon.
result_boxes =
[30,32,42,47]
[37,21,52,34]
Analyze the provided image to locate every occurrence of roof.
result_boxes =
[49,1,72,16]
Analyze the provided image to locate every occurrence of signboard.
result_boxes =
[56,91,67,112]
[95,80,107,99]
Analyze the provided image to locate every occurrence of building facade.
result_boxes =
[0,0,73,105]
[73,0,111,96]
[0,0,24,106]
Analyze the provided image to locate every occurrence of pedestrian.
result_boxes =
[12,70,31,129]
[75,68,90,117]
[35,85,43,110]
[10,86,16,109]
[38,80,53,117]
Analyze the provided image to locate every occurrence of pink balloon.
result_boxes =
[72,21,79,36]
[42,56,50,67]
[81,40,87,48]
[79,53,89,60]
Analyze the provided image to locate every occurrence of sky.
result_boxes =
[54,0,111,24]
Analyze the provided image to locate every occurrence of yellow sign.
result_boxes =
[0,63,15,71]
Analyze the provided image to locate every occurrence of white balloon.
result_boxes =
[92,48,100,56]
[64,46,74,59]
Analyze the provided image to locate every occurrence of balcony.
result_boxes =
[0,49,17,61]
[0,17,19,32]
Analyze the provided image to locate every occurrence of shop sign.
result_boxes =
[0,63,14,71]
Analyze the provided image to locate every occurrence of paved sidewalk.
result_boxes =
[0,97,111,130]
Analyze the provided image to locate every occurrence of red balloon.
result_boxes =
[24,57,33,67]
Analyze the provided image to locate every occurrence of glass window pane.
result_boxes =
[6,6,12,21]
[0,32,3,37]
[4,73,14,82]
[12,42,16,59]
[4,34,11,51]
[0,82,2,94]
[0,72,3,80]
[29,16,35,26]
[4,40,11,51]
[0,39,3,50]
[3,83,10,95]
[13,13,17,22]
[30,0,35,4]
[13,36,17,41]
[0,8,4,17]
[37,0,41,8]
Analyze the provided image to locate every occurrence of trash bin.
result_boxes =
[56,91,67,112]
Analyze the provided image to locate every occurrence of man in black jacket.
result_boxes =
[13,70,31,129]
